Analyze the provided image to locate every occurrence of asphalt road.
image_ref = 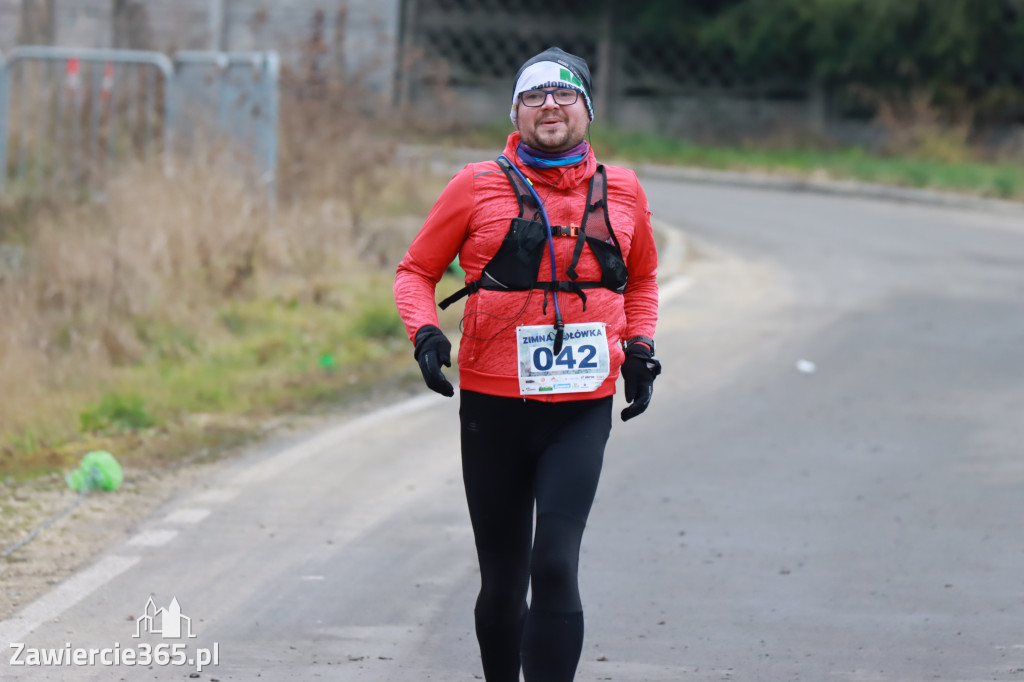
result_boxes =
[2,180,1023,681]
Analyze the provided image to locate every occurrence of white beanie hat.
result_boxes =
[510,47,594,127]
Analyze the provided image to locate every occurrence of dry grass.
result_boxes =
[0,16,473,479]
[851,86,978,162]
[0,69,447,477]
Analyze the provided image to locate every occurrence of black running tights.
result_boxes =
[460,390,613,682]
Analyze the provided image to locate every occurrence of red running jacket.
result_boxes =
[394,132,659,402]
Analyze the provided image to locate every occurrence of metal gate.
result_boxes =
[172,51,280,198]
[0,46,278,198]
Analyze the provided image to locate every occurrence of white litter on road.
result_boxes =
[796,359,817,374]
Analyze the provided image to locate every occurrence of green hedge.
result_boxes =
[621,0,1024,121]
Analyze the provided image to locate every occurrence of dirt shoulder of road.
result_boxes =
[0,457,222,620]
[0,384,426,623]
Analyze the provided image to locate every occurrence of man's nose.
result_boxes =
[540,92,560,108]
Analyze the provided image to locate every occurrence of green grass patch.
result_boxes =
[589,127,1024,200]
[423,121,1024,201]
[129,289,409,419]
[0,274,424,480]
[353,298,407,341]
[79,393,156,433]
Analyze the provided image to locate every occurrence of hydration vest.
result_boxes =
[438,156,629,312]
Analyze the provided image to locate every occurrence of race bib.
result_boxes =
[516,323,610,395]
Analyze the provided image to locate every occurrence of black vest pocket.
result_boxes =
[480,217,548,290]
[587,237,629,293]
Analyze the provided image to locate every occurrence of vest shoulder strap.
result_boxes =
[568,165,618,280]
[496,156,536,218]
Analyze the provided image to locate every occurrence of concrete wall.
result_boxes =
[0,0,401,93]
[0,0,21,49]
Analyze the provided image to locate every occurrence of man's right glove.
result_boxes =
[414,325,455,397]
[620,342,662,421]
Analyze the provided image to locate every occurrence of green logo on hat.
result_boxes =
[560,68,583,89]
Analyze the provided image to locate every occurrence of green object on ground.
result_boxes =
[319,353,337,370]
[66,450,123,492]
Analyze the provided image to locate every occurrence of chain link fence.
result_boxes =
[397,0,1024,148]
[2,1,1021,148]
[397,0,821,141]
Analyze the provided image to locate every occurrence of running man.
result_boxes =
[394,46,661,681]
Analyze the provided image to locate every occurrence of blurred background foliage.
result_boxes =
[403,0,1024,162]
[627,0,1024,125]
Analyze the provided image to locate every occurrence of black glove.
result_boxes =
[620,342,662,421]
[414,325,455,397]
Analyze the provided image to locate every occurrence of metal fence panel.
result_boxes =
[0,46,278,199]
[0,51,7,193]
[0,46,174,195]
[172,50,280,197]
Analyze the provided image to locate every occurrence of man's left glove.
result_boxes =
[414,325,455,397]
[620,342,662,421]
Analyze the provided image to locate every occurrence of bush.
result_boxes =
[695,0,1024,127]
[80,393,156,433]
[354,300,406,341]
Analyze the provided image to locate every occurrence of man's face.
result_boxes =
[515,89,589,153]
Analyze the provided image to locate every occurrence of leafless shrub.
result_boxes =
[854,86,976,162]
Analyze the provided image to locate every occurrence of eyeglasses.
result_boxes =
[519,88,580,107]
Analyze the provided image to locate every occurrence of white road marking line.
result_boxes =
[231,394,439,487]
[0,555,140,643]
[189,488,240,504]
[162,508,211,524]
[300,575,326,581]
[127,529,179,547]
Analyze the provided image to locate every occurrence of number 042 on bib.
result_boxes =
[516,323,610,395]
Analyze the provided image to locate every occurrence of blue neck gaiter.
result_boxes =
[516,141,590,169]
